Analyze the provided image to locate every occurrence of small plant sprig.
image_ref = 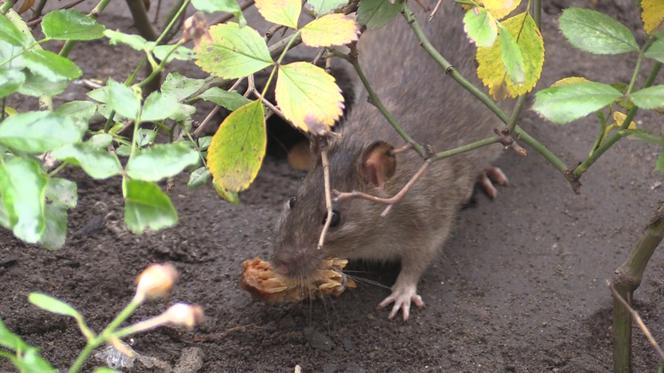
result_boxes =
[0,263,203,373]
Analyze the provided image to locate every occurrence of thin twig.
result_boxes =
[428,0,443,22]
[192,78,244,137]
[318,147,333,249]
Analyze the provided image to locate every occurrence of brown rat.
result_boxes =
[271,2,507,320]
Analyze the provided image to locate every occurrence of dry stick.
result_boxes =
[318,148,334,249]
[611,203,664,373]
[608,280,664,362]
[428,0,443,22]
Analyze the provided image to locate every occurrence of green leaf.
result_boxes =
[0,157,47,243]
[499,27,525,84]
[162,73,205,101]
[94,369,121,373]
[18,348,56,373]
[0,111,83,153]
[533,81,622,124]
[630,85,664,109]
[103,29,148,51]
[559,8,638,55]
[46,178,77,208]
[137,128,157,147]
[0,13,28,46]
[18,71,68,97]
[52,143,122,180]
[645,37,664,63]
[198,87,250,111]
[198,136,212,150]
[187,166,211,188]
[107,80,141,120]
[126,142,200,181]
[170,103,197,121]
[149,43,194,62]
[255,0,301,28]
[41,10,105,41]
[213,182,239,204]
[141,92,179,122]
[464,8,498,47]
[657,148,664,172]
[88,133,113,148]
[0,40,26,70]
[28,293,81,318]
[307,0,348,15]
[123,179,177,234]
[0,319,28,351]
[38,204,67,249]
[0,69,25,98]
[54,100,96,132]
[357,0,403,29]
[192,0,241,13]
[195,23,273,79]
[207,100,266,192]
[23,50,82,81]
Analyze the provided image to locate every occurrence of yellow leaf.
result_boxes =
[275,62,344,132]
[642,0,664,34]
[255,0,301,29]
[612,111,637,129]
[301,14,359,47]
[476,12,544,99]
[550,76,591,88]
[480,0,521,20]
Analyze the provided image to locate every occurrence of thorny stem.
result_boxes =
[432,135,501,161]
[318,148,333,249]
[58,0,111,56]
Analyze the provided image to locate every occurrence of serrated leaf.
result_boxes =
[480,0,521,20]
[499,27,525,84]
[126,142,199,181]
[152,44,194,62]
[28,293,80,318]
[54,101,97,127]
[123,179,177,234]
[52,143,122,180]
[23,50,82,81]
[187,166,211,188]
[0,157,46,243]
[276,61,344,131]
[46,178,77,208]
[104,29,148,51]
[533,81,622,124]
[0,111,82,153]
[198,87,250,111]
[642,0,664,34]
[559,8,638,55]
[107,80,141,120]
[0,69,25,98]
[357,0,402,29]
[476,12,544,98]
[308,0,348,15]
[550,76,591,87]
[255,0,301,28]
[18,71,68,97]
[630,85,664,109]
[645,37,664,63]
[463,8,498,47]
[195,23,273,79]
[162,73,205,101]
[301,13,359,47]
[207,100,266,192]
[141,92,179,122]
[0,14,28,46]
[41,10,105,41]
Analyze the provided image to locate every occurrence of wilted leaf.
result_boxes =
[559,8,638,55]
[123,179,177,234]
[463,7,498,47]
[162,73,205,101]
[308,0,348,15]
[207,100,266,192]
[550,76,591,87]
[499,27,525,84]
[52,143,122,180]
[213,182,239,204]
[0,111,82,153]
[141,92,179,122]
[276,62,344,131]
[198,87,250,111]
[126,142,200,181]
[642,0,664,34]
[476,12,544,98]
[255,0,301,28]
[28,293,80,318]
[195,23,273,79]
[479,0,521,20]
[23,50,82,81]
[41,10,105,40]
[301,13,359,47]
[533,81,622,124]
[357,0,402,29]
[0,69,25,98]
[104,29,148,50]
[603,111,637,139]
[630,85,664,109]
[0,157,46,243]
[107,80,141,120]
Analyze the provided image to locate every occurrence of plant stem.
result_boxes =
[260,31,299,98]
[432,135,500,161]
[136,40,184,88]
[0,1,13,14]
[58,0,111,56]
[125,0,158,40]
[155,0,190,45]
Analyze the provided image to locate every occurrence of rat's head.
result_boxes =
[271,140,397,278]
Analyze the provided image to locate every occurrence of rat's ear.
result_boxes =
[358,141,396,188]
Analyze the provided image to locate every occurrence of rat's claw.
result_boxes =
[377,284,425,321]
[477,166,509,199]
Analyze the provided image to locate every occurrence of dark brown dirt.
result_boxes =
[2,1,664,372]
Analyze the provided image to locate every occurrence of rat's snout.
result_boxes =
[271,249,318,277]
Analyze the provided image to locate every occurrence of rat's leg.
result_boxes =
[477,166,509,199]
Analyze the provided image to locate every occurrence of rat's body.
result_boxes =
[272,2,504,320]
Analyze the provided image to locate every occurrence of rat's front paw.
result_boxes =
[377,284,425,321]
[477,166,509,199]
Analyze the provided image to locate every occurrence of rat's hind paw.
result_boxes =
[377,284,425,321]
[477,166,509,199]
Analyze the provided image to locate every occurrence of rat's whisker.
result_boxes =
[345,274,391,290]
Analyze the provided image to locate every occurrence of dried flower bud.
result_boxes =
[163,303,204,329]
[182,12,209,47]
[135,263,178,300]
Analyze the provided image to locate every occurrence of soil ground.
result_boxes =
[2,0,664,372]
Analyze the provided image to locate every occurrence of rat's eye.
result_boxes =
[288,197,296,209]
[322,209,341,228]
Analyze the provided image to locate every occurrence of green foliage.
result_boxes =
[28,293,82,319]
[308,0,348,15]
[559,8,638,55]
[630,85,664,109]
[499,27,525,84]
[0,111,83,153]
[463,8,498,48]
[0,157,47,243]
[23,49,82,81]
[533,81,622,124]
[41,10,105,41]
[123,179,177,234]
[645,37,664,63]
[357,0,403,29]
[198,87,250,111]
[52,143,122,179]
[126,142,199,181]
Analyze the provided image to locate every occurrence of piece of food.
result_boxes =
[240,257,356,303]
